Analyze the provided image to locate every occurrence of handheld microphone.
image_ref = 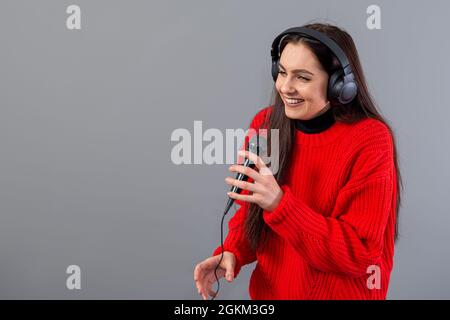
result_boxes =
[223,134,267,214]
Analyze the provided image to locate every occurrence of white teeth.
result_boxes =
[286,98,304,104]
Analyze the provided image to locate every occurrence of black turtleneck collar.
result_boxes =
[294,104,335,134]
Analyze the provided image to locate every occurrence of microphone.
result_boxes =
[223,134,266,215]
[211,134,267,301]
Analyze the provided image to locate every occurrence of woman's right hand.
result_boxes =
[193,251,236,300]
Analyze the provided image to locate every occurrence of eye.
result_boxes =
[278,70,309,81]
[297,75,310,81]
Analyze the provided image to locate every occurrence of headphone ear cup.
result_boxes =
[340,77,358,104]
[327,69,343,103]
[271,60,279,81]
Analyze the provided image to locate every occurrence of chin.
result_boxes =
[283,104,307,120]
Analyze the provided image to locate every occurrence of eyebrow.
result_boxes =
[278,63,314,76]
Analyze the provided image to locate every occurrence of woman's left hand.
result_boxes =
[225,150,283,212]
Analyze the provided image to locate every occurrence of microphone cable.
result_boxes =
[210,136,262,300]
[211,164,253,300]
[211,206,230,300]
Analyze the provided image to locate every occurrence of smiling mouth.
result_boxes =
[284,97,305,106]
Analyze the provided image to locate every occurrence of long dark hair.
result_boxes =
[244,22,403,251]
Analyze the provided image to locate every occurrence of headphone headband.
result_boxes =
[271,27,352,76]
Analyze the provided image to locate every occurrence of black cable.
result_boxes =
[211,208,227,300]
[211,200,238,300]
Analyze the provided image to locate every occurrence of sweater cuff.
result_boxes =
[262,184,291,219]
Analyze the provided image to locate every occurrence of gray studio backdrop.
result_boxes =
[0,0,449,299]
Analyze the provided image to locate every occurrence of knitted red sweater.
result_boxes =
[213,106,397,300]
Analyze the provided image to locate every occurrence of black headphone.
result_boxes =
[271,26,358,105]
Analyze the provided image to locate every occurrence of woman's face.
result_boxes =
[275,42,330,120]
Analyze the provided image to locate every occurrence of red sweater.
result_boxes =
[213,106,397,300]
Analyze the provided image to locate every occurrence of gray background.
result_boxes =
[0,0,448,299]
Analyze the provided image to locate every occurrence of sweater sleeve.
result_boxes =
[262,125,395,277]
[211,106,271,277]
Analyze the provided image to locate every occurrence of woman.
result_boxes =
[194,22,402,300]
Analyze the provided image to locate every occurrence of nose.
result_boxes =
[280,77,296,95]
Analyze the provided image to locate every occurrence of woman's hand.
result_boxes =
[225,150,283,212]
[194,251,236,300]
